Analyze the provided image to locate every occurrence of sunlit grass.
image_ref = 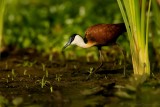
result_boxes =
[0,0,5,55]
[117,0,151,81]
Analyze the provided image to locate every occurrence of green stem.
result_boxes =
[145,0,152,75]
[0,0,5,51]
[117,0,151,78]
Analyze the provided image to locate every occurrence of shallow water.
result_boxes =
[0,52,160,107]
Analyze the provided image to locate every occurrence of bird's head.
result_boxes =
[62,34,82,51]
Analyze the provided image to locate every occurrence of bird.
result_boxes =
[62,23,126,78]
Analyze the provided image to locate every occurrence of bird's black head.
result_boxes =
[62,34,77,51]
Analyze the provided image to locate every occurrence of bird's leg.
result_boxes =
[115,43,126,76]
[87,47,104,79]
[61,50,67,66]
[95,48,104,72]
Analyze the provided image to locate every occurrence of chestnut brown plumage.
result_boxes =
[84,23,126,46]
[63,23,126,78]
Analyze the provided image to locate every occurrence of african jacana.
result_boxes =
[62,23,126,78]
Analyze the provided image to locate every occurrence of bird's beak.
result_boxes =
[62,41,71,51]
[62,43,70,51]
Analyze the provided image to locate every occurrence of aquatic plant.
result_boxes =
[0,0,5,54]
[151,0,160,67]
[11,69,16,80]
[37,76,50,88]
[50,86,53,93]
[117,0,151,81]
[55,74,62,82]
[41,63,46,71]
[23,69,27,75]
[45,69,48,78]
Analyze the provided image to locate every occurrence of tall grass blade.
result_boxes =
[117,0,151,81]
[0,0,5,57]
[145,0,152,75]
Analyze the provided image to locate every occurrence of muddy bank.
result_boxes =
[0,52,160,107]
